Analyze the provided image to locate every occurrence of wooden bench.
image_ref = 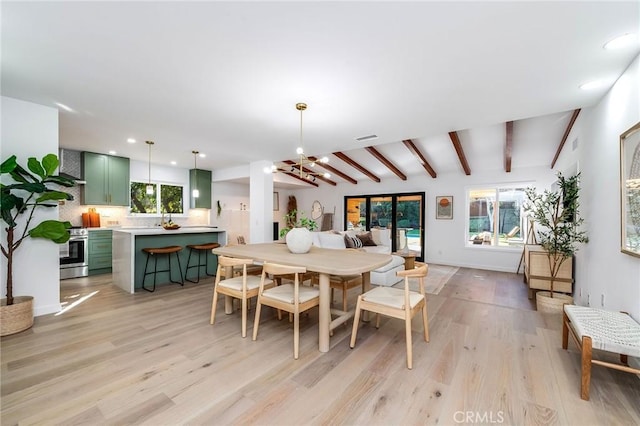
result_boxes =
[562,305,640,400]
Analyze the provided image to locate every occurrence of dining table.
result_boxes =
[212,242,393,352]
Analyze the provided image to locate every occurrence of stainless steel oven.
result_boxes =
[60,227,89,279]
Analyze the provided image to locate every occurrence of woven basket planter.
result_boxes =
[536,291,573,314]
[1,296,34,336]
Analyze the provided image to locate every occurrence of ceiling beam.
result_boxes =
[402,139,437,178]
[448,131,471,175]
[550,109,581,169]
[505,121,513,173]
[277,169,319,187]
[365,146,407,180]
[283,160,337,186]
[332,151,381,182]
[308,156,357,184]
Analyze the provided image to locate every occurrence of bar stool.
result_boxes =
[184,242,220,283]
[141,245,184,292]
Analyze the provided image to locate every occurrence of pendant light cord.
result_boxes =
[145,141,154,187]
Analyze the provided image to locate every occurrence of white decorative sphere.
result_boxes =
[285,227,312,254]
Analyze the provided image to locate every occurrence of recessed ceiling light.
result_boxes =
[54,102,73,112]
[170,161,177,165]
[199,153,206,158]
[604,33,637,50]
[579,80,606,90]
[108,150,117,155]
[355,134,378,142]
[127,138,136,144]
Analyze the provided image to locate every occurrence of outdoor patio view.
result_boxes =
[467,186,528,247]
[345,193,424,259]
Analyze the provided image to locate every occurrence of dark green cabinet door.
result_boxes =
[82,152,130,206]
[108,156,130,206]
[88,230,112,274]
[190,168,212,209]
[82,152,108,205]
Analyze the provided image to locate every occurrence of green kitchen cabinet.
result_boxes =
[88,229,112,275]
[189,168,212,209]
[82,152,130,206]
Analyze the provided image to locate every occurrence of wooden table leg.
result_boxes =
[405,256,415,270]
[318,272,330,353]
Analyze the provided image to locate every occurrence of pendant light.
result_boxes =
[192,150,200,198]
[264,102,330,181]
[145,141,154,195]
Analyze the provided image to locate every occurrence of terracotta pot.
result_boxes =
[536,291,573,313]
[1,296,34,336]
[285,227,312,254]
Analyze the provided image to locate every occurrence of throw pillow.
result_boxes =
[344,234,363,249]
[344,235,354,248]
[356,231,377,246]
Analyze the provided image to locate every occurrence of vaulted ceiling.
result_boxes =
[2,2,638,187]
[273,108,582,187]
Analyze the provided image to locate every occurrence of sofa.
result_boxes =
[311,229,404,286]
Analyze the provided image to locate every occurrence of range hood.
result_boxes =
[58,148,86,184]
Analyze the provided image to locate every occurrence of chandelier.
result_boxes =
[266,102,331,182]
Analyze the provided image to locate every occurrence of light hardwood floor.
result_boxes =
[1,268,639,425]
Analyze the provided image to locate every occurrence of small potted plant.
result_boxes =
[1,154,74,335]
[280,209,317,253]
[524,172,588,312]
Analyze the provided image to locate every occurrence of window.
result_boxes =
[130,182,183,215]
[466,184,530,247]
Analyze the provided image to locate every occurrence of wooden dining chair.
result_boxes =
[211,256,274,338]
[252,262,320,359]
[311,274,363,312]
[350,263,429,369]
[233,236,262,276]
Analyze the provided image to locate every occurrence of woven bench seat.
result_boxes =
[562,305,640,400]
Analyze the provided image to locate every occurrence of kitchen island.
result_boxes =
[112,227,227,293]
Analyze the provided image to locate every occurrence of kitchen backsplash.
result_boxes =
[58,149,209,228]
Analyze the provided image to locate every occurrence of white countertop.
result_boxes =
[112,226,224,236]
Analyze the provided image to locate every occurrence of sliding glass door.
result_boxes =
[344,192,425,261]
[395,194,423,257]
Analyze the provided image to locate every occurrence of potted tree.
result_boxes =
[1,154,74,336]
[280,209,318,253]
[524,172,588,312]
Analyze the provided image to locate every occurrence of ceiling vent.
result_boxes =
[355,134,378,142]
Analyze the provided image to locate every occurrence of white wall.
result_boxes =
[576,54,640,320]
[289,165,558,272]
[1,97,61,315]
[210,181,284,244]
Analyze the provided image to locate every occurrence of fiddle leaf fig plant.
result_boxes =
[523,172,588,298]
[1,154,74,305]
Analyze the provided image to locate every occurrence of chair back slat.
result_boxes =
[262,263,307,276]
[218,255,254,267]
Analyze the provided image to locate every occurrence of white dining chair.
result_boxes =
[253,262,320,359]
[350,263,429,369]
[211,256,273,338]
